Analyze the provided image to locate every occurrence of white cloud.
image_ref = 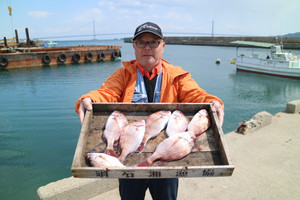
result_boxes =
[27,11,53,17]
[164,12,193,21]
[98,0,155,9]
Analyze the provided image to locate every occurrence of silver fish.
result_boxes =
[187,109,210,136]
[136,131,196,167]
[138,111,171,152]
[118,120,145,162]
[166,110,188,137]
[86,153,125,167]
[103,111,128,157]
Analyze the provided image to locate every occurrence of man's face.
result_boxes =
[133,33,165,71]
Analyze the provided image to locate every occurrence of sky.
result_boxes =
[1,0,299,41]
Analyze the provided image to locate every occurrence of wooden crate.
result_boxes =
[71,103,234,178]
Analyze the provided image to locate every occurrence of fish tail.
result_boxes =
[194,140,202,150]
[138,143,145,153]
[118,154,125,163]
[136,160,152,167]
[104,149,118,158]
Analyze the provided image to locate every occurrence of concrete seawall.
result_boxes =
[37,99,300,200]
[124,36,300,49]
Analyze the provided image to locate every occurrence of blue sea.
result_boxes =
[1,39,299,199]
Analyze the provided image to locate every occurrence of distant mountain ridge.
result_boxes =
[282,32,300,37]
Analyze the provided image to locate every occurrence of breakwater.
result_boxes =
[124,36,300,49]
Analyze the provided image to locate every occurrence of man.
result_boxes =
[75,22,224,200]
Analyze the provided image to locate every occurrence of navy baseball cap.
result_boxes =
[133,22,163,40]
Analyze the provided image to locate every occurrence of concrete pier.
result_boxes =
[37,99,300,200]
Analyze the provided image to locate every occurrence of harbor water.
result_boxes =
[1,40,299,199]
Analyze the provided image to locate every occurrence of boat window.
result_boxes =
[272,54,287,61]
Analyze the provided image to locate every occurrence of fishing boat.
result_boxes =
[231,41,300,79]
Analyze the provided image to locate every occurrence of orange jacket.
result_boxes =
[75,59,223,113]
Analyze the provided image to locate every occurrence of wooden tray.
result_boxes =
[71,103,234,178]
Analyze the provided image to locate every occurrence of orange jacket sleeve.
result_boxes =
[75,67,131,113]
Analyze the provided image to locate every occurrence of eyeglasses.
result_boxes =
[134,40,162,48]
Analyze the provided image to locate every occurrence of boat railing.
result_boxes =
[238,55,290,68]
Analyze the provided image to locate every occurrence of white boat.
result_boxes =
[231,41,300,79]
[47,41,57,47]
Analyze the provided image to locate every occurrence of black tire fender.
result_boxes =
[72,53,81,62]
[111,51,119,60]
[97,51,105,60]
[85,52,93,61]
[58,53,67,63]
[0,57,9,68]
[42,54,51,64]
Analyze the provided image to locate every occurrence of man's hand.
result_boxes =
[211,100,224,127]
[78,98,93,124]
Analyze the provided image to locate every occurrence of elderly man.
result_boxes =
[75,22,224,200]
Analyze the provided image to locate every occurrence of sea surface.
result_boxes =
[1,39,299,199]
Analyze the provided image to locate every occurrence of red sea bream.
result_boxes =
[118,120,146,162]
[103,111,128,157]
[187,109,210,136]
[166,110,188,137]
[138,111,171,152]
[136,131,196,167]
[86,153,125,167]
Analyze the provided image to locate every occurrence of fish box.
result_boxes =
[71,103,234,178]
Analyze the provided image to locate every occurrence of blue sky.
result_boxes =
[1,0,299,40]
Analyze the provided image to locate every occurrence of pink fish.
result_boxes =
[187,109,210,136]
[138,111,171,152]
[136,131,196,167]
[118,120,146,162]
[166,110,188,137]
[103,111,128,157]
[86,153,125,167]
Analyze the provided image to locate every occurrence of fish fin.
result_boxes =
[128,151,136,158]
[138,143,145,153]
[118,156,124,163]
[157,160,168,165]
[196,132,205,137]
[194,143,201,150]
[104,149,118,158]
[194,140,201,150]
[136,160,152,167]
[118,153,127,163]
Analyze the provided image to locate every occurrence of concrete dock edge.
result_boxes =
[286,99,300,113]
[37,177,117,200]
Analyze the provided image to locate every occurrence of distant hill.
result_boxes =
[282,32,300,37]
